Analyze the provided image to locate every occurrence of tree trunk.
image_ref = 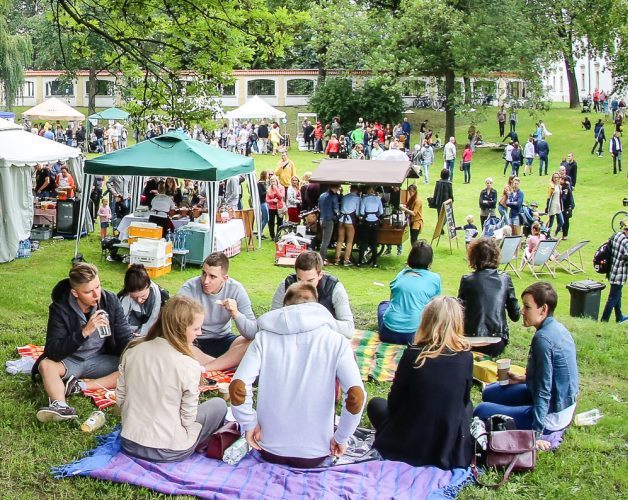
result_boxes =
[87,67,98,116]
[317,64,327,86]
[463,76,472,105]
[444,69,456,141]
[563,53,580,108]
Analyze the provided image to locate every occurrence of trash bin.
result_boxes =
[566,280,606,320]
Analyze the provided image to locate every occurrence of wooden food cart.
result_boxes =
[310,158,414,257]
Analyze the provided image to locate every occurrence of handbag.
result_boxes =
[197,421,241,459]
[459,160,464,171]
[427,196,436,209]
[472,429,536,488]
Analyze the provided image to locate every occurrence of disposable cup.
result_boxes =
[497,358,511,385]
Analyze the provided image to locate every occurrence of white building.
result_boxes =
[542,55,619,102]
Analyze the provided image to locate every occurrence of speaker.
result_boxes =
[56,200,81,236]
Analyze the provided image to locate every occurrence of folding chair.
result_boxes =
[499,236,522,278]
[522,239,560,278]
[552,240,589,275]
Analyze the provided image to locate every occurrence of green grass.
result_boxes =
[0,104,626,498]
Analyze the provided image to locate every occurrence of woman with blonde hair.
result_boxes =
[116,295,227,462]
[367,296,473,468]
[286,175,302,223]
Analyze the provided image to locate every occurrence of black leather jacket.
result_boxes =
[457,269,520,342]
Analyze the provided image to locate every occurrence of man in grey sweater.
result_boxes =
[179,252,257,370]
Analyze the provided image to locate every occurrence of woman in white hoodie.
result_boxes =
[230,282,365,467]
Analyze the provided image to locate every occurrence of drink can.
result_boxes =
[81,411,106,433]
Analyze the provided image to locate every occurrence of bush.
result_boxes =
[310,77,404,132]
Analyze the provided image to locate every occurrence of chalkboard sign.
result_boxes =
[430,200,458,254]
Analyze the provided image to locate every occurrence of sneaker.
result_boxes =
[64,375,82,397]
[343,260,353,267]
[36,401,78,422]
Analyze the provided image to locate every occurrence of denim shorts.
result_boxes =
[510,215,521,226]
[61,354,120,380]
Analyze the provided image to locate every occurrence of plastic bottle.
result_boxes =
[166,229,173,242]
[80,411,106,433]
[222,437,249,465]
[23,239,31,258]
[574,409,603,426]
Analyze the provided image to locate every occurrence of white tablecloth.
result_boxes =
[117,215,190,240]
[213,219,245,251]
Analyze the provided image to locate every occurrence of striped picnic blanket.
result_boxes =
[17,345,235,410]
[351,330,405,383]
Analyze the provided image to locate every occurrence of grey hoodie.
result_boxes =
[231,302,365,459]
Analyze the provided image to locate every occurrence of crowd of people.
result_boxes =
[37,226,624,470]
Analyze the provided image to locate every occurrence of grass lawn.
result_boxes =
[0,104,626,498]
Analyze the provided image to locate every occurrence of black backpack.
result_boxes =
[593,237,613,274]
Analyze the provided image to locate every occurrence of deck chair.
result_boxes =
[553,240,589,274]
[500,236,522,278]
[522,239,560,278]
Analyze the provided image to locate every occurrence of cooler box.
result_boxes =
[182,228,213,265]
[566,280,606,320]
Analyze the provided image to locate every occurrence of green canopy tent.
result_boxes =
[88,107,130,121]
[74,132,261,258]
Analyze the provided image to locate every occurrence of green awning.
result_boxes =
[88,107,130,121]
[85,132,254,181]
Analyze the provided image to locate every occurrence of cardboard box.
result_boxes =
[275,242,308,259]
[128,224,163,240]
[129,255,173,268]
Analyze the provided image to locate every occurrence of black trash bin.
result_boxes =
[566,280,606,320]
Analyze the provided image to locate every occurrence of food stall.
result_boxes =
[309,158,414,256]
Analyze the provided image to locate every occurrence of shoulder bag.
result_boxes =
[197,421,241,459]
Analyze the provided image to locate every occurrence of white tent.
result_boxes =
[22,97,85,122]
[0,118,84,263]
[226,95,286,120]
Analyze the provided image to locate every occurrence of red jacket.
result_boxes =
[325,138,340,154]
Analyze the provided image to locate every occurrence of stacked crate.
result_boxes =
[128,223,173,278]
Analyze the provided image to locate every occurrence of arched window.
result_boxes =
[247,79,275,96]
[46,80,74,97]
[286,79,315,96]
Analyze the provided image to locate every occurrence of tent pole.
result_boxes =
[206,181,213,254]
[248,171,262,249]
[74,172,90,259]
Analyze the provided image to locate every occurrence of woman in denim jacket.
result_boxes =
[474,282,579,451]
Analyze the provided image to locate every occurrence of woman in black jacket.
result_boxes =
[559,175,575,241]
[457,238,520,357]
[431,168,453,215]
[478,178,497,228]
[367,297,473,469]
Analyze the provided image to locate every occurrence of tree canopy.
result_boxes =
[0,0,32,109]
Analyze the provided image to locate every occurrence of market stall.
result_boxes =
[77,132,261,261]
[0,118,84,263]
[309,159,414,255]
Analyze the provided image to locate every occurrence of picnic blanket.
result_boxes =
[53,429,474,499]
[351,330,405,383]
[14,345,235,410]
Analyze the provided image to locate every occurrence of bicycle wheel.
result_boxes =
[274,224,295,242]
[611,210,628,232]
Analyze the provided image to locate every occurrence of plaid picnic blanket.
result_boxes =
[17,345,235,410]
[351,330,405,383]
[53,429,474,499]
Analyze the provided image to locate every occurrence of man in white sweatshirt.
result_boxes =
[230,282,365,467]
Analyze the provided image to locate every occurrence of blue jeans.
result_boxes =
[377,301,414,345]
[260,202,269,235]
[498,204,508,221]
[601,283,624,322]
[445,159,455,181]
[548,212,564,234]
[422,161,430,184]
[511,161,521,176]
[462,162,471,183]
[539,156,548,175]
[473,383,534,430]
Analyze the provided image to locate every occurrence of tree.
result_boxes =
[0,0,32,109]
[378,0,548,139]
[54,0,303,119]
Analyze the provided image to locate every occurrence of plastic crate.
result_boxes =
[128,224,163,240]
[130,239,173,258]
[31,227,52,240]
[145,265,172,278]
[129,255,173,268]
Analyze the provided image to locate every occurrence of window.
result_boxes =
[46,80,74,97]
[560,75,564,92]
[84,80,114,96]
[219,83,236,96]
[22,81,35,98]
[286,79,315,96]
[247,79,275,96]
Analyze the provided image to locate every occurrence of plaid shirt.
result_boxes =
[609,230,628,285]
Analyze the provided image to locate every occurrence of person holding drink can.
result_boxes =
[33,263,133,422]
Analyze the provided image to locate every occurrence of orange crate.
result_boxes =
[146,264,172,278]
[128,225,163,239]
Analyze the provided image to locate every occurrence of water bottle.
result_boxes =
[17,240,24,258]
[80,411,106,433]
[574,409,603,426]
[222,437,249,465]
[166,229,173,242]
[23,239,31,258]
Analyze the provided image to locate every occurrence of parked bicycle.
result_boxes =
[611,198,628,232]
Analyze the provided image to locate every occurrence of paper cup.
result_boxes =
[217,382,230,400]
[496,359,511,385]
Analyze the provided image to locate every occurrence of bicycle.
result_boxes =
[611,198,628,232]
[274,208,319,243]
